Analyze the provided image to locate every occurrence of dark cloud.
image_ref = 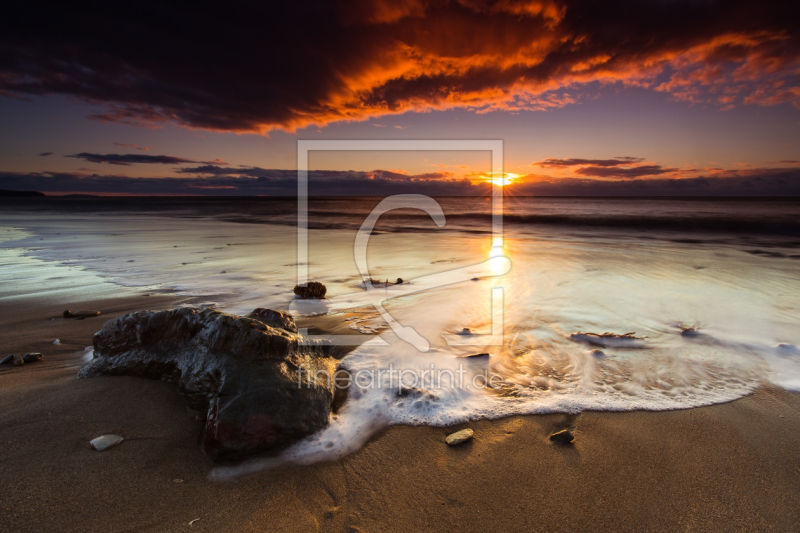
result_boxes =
[112,143,152,151]
[38,152,52,156]
[535,157,643,168]
[574,164,677,179]
[0,170,482,196]
[3,166,800,197]
[534,157,676,178]
[66,153,227,166]
[0,0,797,132]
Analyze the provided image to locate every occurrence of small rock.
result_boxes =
[1,354,14,365]
[459,328,472,335]
[589,349,605,357]
[549,429,575,444]
[173,478,184,483]
[90,435,124,451]
[53,339,60,345]
[220,270,227,274]
[127,260,135,262]
[63,310,72,318]
[11,354,24,366]
[23,353,43,363]
[395,278,403,284]
[446,428,474,445]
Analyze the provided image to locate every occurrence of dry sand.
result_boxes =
[2,294,800,532]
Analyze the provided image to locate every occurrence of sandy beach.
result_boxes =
[2,293,799,532]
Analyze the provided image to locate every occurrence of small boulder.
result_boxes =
[23,353,43,363]
[459,328,472,335]
[293,281,327,299]
[446,428,474,445]
[395,278,403,284]
[11,354,24,366]
[0,354,15,365]
[549,429,575,444]
[90,435,124,451]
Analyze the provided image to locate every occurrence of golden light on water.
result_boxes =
[489,238,507,274]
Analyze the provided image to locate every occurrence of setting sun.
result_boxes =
[486,172,518,186]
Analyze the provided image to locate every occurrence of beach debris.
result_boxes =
[79,307,337,462]
[549,429,575,444]
[63,310,101,318]
[246,308,298,333]
[293,281,327,299]
[589,349,605,358]
[90,434,124,451]
[446,428,474,445]
[569,331,645,348]
[189,518,200,527]
[173,479,184,483]
[23,352,43,363]
[459,328,472,335]
[11,354,24,366]
[457,352,490,359]
[53,339,60,345]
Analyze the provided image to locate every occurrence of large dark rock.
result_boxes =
[78,307,337,462]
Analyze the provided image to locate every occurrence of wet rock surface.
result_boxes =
[79,307,338,462]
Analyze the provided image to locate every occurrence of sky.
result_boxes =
[1,0,799,196]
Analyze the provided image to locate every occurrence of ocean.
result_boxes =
[2,196,799,469]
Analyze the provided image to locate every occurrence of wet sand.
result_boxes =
[2,295,800,532]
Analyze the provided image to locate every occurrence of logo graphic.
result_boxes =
[291,140,509,351]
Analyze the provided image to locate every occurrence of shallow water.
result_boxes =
[2,197,799,471]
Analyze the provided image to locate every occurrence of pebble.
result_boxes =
[589,349,605,357]
[549,429,575,444]
[23,353,43,363]
[90,435,124,451]
[11,354,24,366]
[53,339,60,345]
[446,428,474,445]
[459,328,472,335]
[1,354,14,365]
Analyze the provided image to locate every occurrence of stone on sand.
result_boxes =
[90,434,124,451]
[446,428,474,445]
[550,429,575,444]
[1,354,15,365]
[22,352,42,362]
[11,354,24,366]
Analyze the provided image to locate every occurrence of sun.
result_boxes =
[485,172,518,186]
